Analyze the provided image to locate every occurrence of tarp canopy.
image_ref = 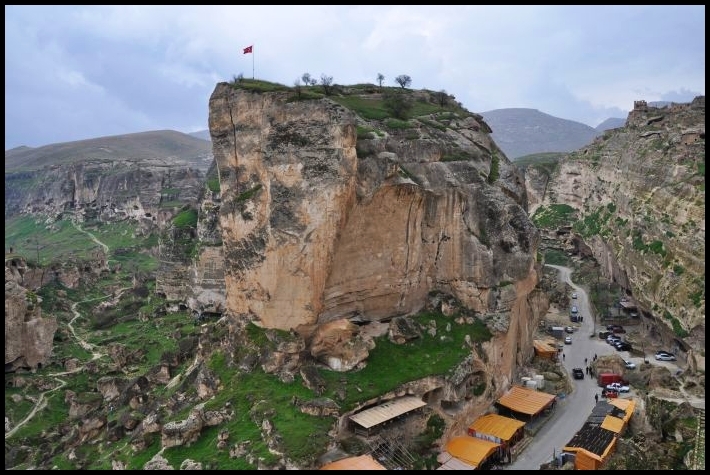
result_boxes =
[349,396,426,429]
[497,385,556,416]
[446,436,500,467]
[600,415,624,433]
[468,413,525,441]
[320,455,387,470]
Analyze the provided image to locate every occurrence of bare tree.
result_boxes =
[301,73,312,85]
[376,73,385,88]
[320,73,334,95]
[394,74,412,89]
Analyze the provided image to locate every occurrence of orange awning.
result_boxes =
[446,436,500,467]
[468,413,525,441]
[497,385,556,415]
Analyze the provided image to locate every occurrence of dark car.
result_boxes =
[615,341,632,351]
[572,368,584,380]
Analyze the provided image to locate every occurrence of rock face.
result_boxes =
[539,97,705,349]
[155,164,226,317]
[5,257,58,370]
[208,83,540,337]
[5,160,207,230]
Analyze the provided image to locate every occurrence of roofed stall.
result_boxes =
[495,385,556,421]
[444,436,500,469]
[467,413,525,463]
[349,396,427,436]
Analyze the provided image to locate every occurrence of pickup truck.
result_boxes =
[605,382,630,393]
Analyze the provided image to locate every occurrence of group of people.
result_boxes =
[584,354,598,377]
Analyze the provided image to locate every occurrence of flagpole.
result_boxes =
[252,45,255,79]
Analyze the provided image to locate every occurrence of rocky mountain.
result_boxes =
[595,117,626,132]
[479,108,601,160]
[5,130,212,227]
[4,82,703,471]
[527,97,705,356]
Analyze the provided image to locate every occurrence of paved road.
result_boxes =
[506,264,693,469]
[506,264,602,469]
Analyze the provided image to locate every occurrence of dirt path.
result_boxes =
[72,220,109,254]
[6,230,120,440]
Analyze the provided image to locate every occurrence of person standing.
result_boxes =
[594,394,599,403]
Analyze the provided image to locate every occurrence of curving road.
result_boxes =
[506,264,696,469]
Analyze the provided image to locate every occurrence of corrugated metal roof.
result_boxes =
[468,413,525,441]
[446,436,500,467]
[497,385,556,415]
[349,396,426,429]
[320,454,387,470]
[564,421,616,456]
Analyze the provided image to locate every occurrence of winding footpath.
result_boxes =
[6,229,116,440]
[72,220,109,254]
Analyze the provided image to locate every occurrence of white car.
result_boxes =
[564,336,572,344]
[624,360,636,369]
[655,353,677,361]
[605,382,630,392]
[571,293,578,299]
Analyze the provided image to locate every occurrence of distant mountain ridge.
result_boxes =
[5,129,212,173]
[479,108,601,160]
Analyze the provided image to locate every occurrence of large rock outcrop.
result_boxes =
[5,256,58,370]
[208,83,540,350]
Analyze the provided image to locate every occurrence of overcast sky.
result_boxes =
[5,5,705,150]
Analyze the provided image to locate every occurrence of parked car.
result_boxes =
[564,336,572,345]
[607,336,621,345]
[571,305,579,314]
[606,382,630,393]
[606,324,626,333]
[571,293,578,299]
[601,388,619,398]
[655,352,677,361]
[565,326,575,334]
[624,360,636,369]
[615,341,632,351]
[572,368,584,379]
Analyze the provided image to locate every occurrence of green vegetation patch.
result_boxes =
[531,203,577,230]
[5,216,96,266]
[172,209,198,228]
[330,95,390,120]
[318,311,493,410]
[230,78,290,93]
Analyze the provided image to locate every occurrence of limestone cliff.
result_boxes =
[5,257,58,370]
[208,82,540,341]
[536,97,705,349]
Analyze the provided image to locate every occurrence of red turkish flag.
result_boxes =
[243,45,253,54]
